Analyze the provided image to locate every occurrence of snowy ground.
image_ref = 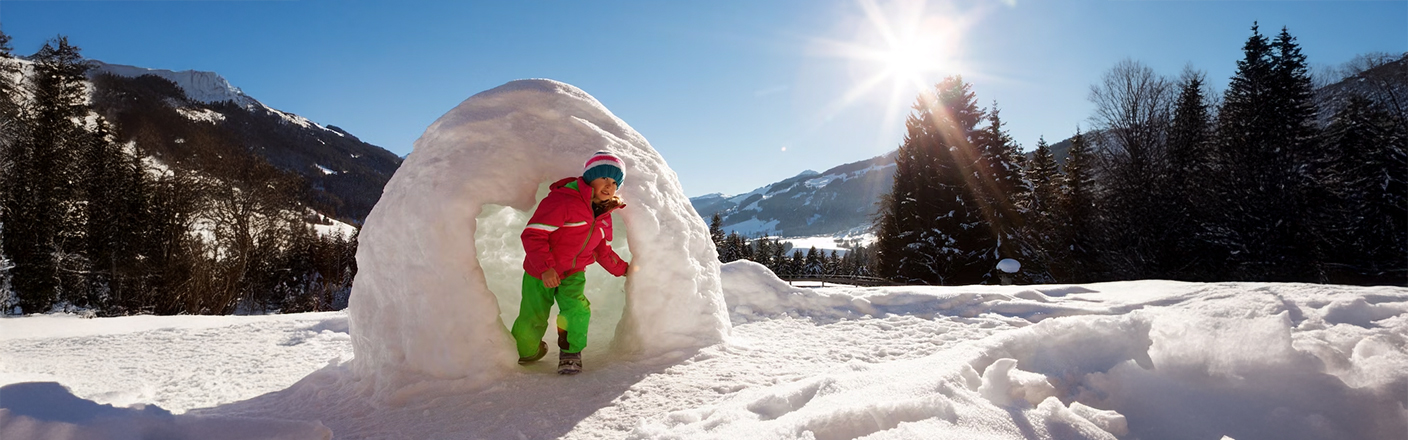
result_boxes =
[2,264,1406,439]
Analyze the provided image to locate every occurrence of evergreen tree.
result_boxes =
[709,213,725,262]
[79,120,127,309]
[1213,23,1321,280]
[1320,95,1407,280]
[804,246,821,276]
[771,240,787,274]
[0,220,13,313]
[788,249,804,277]
[1165,70,1219,279]
[1024,136,1062,278]
[1058,128,1099,282]
[2,36,92,312]
[825,250,840,276]
[873,77,987,285]
[753,236,772,268]
[720,232,746,263]
[0,29,18,310]
[973,103,1031,282]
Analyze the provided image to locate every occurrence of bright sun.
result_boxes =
[876,28,949,92]
[808,0,980,149]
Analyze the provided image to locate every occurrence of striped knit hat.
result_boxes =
[582,151,625,187]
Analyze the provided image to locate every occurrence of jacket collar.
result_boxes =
[551,177,595,204]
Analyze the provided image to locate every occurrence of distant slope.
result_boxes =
[690,152,896,238]
[89,62,401,224]
[1315,53,1408,123]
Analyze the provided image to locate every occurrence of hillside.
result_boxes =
[1315,53,1408,123]
[88,62,401,224]
[691,152,896,238]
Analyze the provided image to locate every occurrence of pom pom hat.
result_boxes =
[582,151,625,186]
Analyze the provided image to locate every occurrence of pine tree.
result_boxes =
[972,103,1030,282]
[0,29,19,311]
[804,246,821,276]
[753,236,772,268]
[3,36,92,312]
[1024,136,1062,277]
[709,213,725,262]
[1165,71,1219,279]
[79,120,125,309]
[1320,95,1407,280]
[1059,128,1099,282]
[1214,23,1321,280]
[788,249,804,277]
[0,220,13,313]
[721,232,746,263]
[874,77,986,285]
[825,250,840,276]
[772,240,787,273]
[1271,26,1326,277]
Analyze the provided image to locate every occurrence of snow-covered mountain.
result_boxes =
[87,61,401,224]
[92,62,259,108]
[691,152,896,238]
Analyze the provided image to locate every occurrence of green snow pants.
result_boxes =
[510,271,591,357]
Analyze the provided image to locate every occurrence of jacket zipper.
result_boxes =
[570,204,621,270]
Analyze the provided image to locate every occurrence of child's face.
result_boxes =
[588,177,617,202]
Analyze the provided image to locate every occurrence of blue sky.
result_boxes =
[3,1,1405,197]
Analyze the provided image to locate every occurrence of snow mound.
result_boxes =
[349,79,728,393]
[639,283,1408,440]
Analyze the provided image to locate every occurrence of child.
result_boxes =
[511,151,631,375]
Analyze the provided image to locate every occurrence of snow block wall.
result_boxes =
[349,79,729,388]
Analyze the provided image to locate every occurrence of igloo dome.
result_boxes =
[348,80,728,388]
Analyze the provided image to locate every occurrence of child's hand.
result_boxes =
[541,268,561,288]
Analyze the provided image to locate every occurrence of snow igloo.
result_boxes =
[348,79,729,388]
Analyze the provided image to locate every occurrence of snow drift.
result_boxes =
[348,79,729,393]
[634,265,1408,440]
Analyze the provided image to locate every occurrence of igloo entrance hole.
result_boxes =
[474,180,631,356]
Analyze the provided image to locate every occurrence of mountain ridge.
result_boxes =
[690,152,896,238]
[87,60,401,224]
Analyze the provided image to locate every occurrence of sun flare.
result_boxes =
[807,0,983,152]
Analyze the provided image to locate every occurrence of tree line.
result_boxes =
[873,24,1405,285]
[709,213,876,279]
[0,33,358,315]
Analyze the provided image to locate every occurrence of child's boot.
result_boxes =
[557,351,582,375]
[518,341,548,365]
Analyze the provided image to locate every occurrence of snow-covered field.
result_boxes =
[2,262,1406,440]
[4,79,1404,440]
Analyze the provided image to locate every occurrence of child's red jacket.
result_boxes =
[521,177,629,279]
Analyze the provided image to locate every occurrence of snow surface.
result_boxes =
[348,79,728,398]
[3,268,1405,439]
[4,78,1406,439]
